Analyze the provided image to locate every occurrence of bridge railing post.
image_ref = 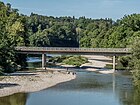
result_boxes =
[42,53,46,69]
[113,55,116,73]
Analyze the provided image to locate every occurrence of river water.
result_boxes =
[0,58,140,105]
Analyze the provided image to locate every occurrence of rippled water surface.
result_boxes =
[0,58,140,105]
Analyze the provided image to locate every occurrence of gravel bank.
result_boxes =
[81,55,114,73]
[0,70,76,97]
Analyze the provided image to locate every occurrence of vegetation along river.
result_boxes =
[0,58,140,105]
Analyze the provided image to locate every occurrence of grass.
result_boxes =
[62,56,88,67]
[48,55,88,67]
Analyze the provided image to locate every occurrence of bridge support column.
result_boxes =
[113,55,116,72]
[42,53,46,69]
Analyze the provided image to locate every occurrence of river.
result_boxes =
[0,57,140,105]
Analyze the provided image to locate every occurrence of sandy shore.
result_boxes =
[0,70,76,97]
[81,55,114,74]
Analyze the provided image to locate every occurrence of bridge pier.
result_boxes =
[113,56,116,72]
[42,53,46,69]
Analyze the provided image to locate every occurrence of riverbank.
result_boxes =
[0,70,76,97]
[56,55,114,74]
[59,55,114,74]
[81,55,114,73]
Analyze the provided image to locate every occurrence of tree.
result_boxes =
[131,38,140,87]
[0,2,28,72]
[29,28,50,47]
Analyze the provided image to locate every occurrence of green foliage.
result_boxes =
[48,56,69,63]
[26,14,78,47]
[79,14,140,48]
[119,56,131,68]
[62,56,88,67]
[49,55,88,67]
[0,70,4,76]
[131,38,140,86]
[0,43,17,73]
[29,28,50,47]
[105,63,127,70]
[12,8,140,50]
[0,2,28,72]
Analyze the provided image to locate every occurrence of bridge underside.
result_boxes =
[17,52,124,73]
[17,51,129,56]
[15,47,131,73]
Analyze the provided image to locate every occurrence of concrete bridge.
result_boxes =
[15,47,131,72]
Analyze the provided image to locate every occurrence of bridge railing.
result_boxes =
[15,47,131,53]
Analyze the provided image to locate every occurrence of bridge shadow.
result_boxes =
[0,83,19,89]
[80,66,104,70]
[59,66,81,70]
[60,65,106,71]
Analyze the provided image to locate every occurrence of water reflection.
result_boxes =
[0,93,27,105]
[25,72,136,105]
[119,86,140,105]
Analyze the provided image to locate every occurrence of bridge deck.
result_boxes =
[15,47,131,56]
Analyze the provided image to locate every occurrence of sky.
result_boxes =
[1,0,140,20]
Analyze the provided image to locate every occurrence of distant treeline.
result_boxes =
[23,13,140,48]
[25,13,140,48]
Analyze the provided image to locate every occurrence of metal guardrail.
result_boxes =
[15,47,131,53]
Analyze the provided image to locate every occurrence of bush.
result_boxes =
[119,56,131,67]
[62,56,88,67]
[0,46,18,73]
[0,69,4,76]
